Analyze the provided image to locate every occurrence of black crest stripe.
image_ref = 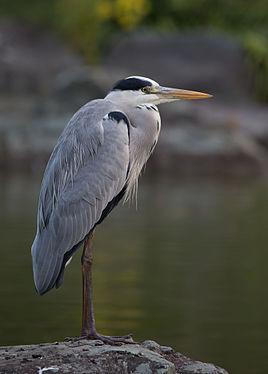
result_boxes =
[112,78,152,91]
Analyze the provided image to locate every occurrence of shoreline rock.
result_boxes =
[0,339,228,374]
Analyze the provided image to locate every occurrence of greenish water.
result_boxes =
[1,172,268,374]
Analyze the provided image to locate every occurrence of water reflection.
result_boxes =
[1,172,268,374]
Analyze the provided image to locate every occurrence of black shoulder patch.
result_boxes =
[108,111,130,144]
[112,77,153,91]
[108,111,129,125]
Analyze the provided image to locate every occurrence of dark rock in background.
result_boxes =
[103,31,252,103]
[0,20,82,95]
[0,20,268,176]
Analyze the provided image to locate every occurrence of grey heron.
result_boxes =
[31,76,212,344]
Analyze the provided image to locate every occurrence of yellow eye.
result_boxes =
[142,86,150,93]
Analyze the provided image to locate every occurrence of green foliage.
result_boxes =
[55,0,150,60]
[145,0,268,32]
[0,0,150,61]
[0,0,268,100]
[243,32,268,102]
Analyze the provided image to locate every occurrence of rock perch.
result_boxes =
[0,339,228,374]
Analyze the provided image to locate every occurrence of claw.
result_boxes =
[111,334,133,339]
[88,332,136,345]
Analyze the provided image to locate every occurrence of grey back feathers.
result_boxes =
[31,90,161,295]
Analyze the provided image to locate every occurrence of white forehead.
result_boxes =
[126,76,159,87]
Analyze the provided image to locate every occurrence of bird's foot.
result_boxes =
[88,331,135,345]
[86,331,135,345]
[65,332,135,346]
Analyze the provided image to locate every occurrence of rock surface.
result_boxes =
[0,339,228,374]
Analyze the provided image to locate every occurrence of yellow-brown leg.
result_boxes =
[81,230,96,337]
[81,230,134,345]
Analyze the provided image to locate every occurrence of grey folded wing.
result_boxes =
[31,110,130,295]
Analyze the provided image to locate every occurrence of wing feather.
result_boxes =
[31,105,130,295]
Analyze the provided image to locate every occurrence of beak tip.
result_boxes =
[197,92,213,99]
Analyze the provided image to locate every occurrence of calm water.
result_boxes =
[1,172,268,374]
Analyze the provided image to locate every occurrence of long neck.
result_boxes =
[107,99,161,202]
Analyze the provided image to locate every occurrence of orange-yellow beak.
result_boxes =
[154,86,212,100]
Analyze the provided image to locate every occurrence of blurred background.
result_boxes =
[1,1,268,373]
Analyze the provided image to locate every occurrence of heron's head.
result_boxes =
[106,76,212,105]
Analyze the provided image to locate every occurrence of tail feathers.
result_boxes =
[31,233,64,295]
